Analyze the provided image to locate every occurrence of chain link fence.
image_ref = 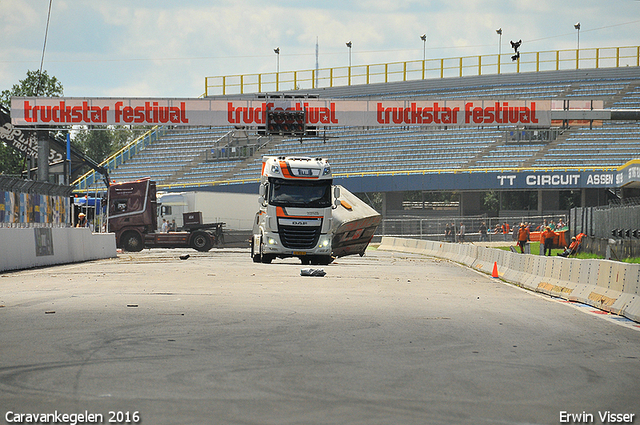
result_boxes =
[375,214,567,243]
[570,200,640,258]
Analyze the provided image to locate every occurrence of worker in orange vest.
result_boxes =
[502,222,510,241]
[541,226,558,256]
[558,236,579,257]
[517,223,530,253]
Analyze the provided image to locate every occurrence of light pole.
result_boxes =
[420,34,427,79]
[574,22,581,69]
[496,28,502,74]
[346,41,352,67]
[274,47,280,91]
[274,47,280,73]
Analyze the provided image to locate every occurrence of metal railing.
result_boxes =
[204,46,640,97]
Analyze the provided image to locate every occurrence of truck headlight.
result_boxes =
[319,237,330,248]
[268,238,277,245]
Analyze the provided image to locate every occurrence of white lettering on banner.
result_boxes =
[10,97,552,127]
[497,175,517,186]
[586,174,614,185]
[526,174,580,186]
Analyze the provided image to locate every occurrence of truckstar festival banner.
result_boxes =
[11,97,552,128]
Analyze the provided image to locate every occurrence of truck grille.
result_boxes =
[279,226,321,249]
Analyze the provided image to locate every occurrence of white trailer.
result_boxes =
[157,191,256,231]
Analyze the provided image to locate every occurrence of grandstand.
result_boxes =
[96,66,639,188]
[65,49,640,234]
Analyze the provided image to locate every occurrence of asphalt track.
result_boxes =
[0,247,639,425]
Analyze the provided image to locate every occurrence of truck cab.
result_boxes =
[252,156,336,265]
[107,178,217,252]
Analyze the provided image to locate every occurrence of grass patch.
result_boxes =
[493,242,640,262]
[621,257,640,264]
[495,242,564,256]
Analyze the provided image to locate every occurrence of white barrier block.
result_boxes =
[623,297,640,322]
[621,264,640,296]
[555,258,582,300]
[572,260,601,305]
[501,251,522,283]
[525,255,545,291]
[0,227,116,272]
[378,236,396,251]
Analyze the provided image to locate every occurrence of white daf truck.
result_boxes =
[251,156,381,265]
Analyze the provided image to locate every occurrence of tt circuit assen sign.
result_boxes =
[11,97,552,128]
[340,169,620,193]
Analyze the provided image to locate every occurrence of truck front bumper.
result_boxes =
[262,233,331,257]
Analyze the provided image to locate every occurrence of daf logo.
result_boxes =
[292,221,308,226]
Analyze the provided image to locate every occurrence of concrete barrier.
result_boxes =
[379,236,640,323]
[0,227,117,272]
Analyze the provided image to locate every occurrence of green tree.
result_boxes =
[1,70,64,175]
[0,143,25,176]
[73,126,148,164]
[482,191,500,213]
[559,190,581,210]
[0,69,63,107]
[502,191,537,211]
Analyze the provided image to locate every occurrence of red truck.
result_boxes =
[108,178,222,252]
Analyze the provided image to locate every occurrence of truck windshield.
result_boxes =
[268,178,332,208]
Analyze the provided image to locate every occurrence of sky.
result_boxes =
[1,0,639,98]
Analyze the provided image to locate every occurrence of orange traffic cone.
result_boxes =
[491,262,499,278]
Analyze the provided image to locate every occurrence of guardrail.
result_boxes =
[72,126,165,191]
[205,45,640,96]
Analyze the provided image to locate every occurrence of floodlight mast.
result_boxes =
[496,28,502,73]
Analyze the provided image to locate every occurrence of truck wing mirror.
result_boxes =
[333,186,341,209]
[258,196,265,206]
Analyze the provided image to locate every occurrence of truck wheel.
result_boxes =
[259,240,273,264]
[191,232,213,252]
[122,231,144,252]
